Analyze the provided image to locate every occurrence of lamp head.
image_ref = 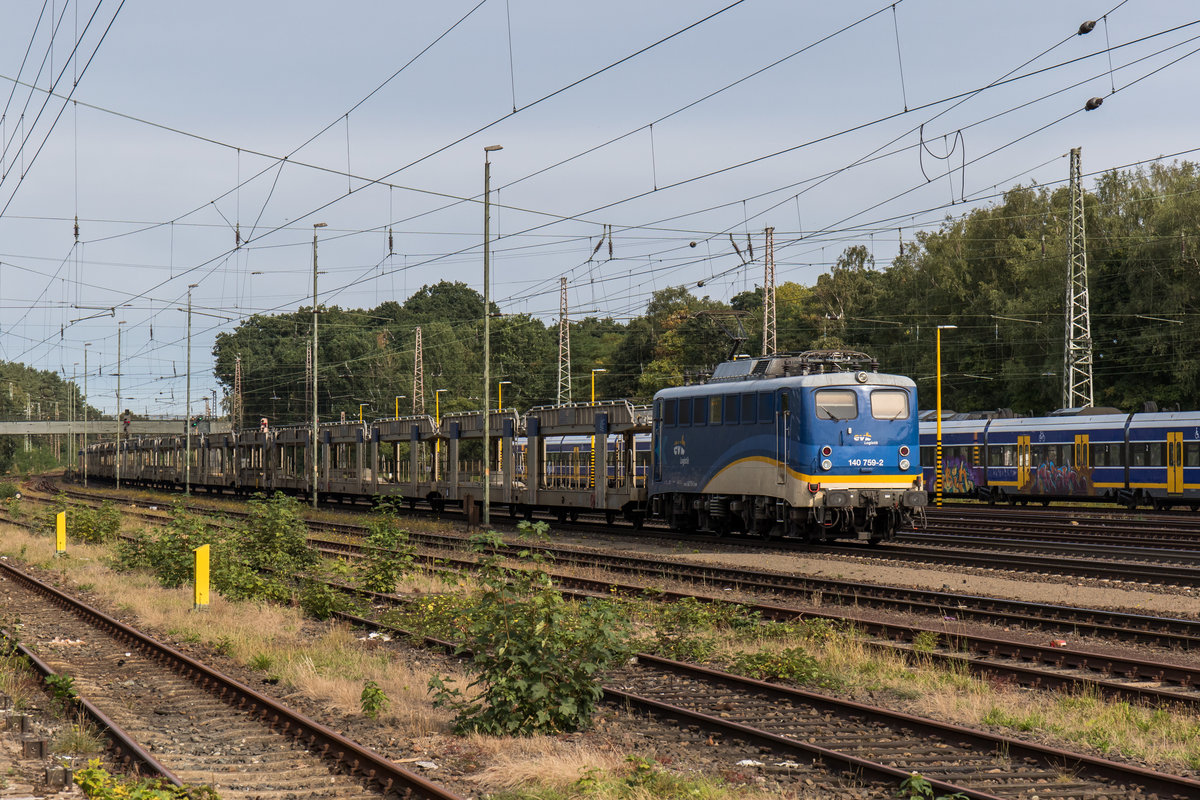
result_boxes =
[483,145,503,152]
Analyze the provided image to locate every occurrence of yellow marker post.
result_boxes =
[55,512,66,557]
[193,544,210,611]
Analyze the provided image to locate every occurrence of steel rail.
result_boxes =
[1,629,182,785]
[0,560,466,800]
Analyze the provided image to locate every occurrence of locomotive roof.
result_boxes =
[706,349,881,382]
[655,370,915,399]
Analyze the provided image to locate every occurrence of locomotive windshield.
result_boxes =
[870,389,909,420]
[815,389,858,421]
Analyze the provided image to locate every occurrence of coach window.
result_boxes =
[678,397,692,426]
[1187,442,1200,467]
[724,395,740,424]
[920,445,934,466]
[693,397,708,426]
[1148,442,1165,466]
[741,393,756,424]
[663,398,676,426]
[815,389,857,421]
[1130,443,1148,467]
[870,389,908,420]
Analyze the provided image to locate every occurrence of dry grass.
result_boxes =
[463,734,626,791]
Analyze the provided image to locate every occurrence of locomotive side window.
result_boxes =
[758,392,774,421]
[815,389,857,421]
[664,398,676,426]
[741,393,755,423]
[870,389,909,420]
[693,397,708,426]
[723,395,739,424]
[678,397,692,426]
[710,396,723,424]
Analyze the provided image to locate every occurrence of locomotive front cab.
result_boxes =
[796,372,926,540]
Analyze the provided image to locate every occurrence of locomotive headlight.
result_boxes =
[899,445,910,457]
[821,458,832,471]
[821,445,832,457]
[899,458,911,471]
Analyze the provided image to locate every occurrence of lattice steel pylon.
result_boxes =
[1062,147,1094,409]
[305,344,312,424]
[413,326,425,414]
[762,226,776,356]
[557,277,572,405]
[233,354,244,431]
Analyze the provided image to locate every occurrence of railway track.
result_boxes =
[333,598,1200,800]
[0,558,465,800]
[311,537,1200,714]
[25,482,1200,648]
[14,478,1200,796]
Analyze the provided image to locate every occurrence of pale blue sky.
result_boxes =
[0,0,1196,415]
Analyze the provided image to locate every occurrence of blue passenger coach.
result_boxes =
[919,409,1200,509]
[650,350,927,542]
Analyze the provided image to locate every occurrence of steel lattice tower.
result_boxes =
[1063,147,1094,409]
[762,227,776,356]
[233,354,244,431]
[413,326,425,414]
[557,277,572,405]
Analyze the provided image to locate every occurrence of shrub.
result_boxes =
[52,499,122,544]
[360,680,389,719]
[429,529,630,736]
[74,759,220,799]
[212,493,316,602]
[357,501,415,593]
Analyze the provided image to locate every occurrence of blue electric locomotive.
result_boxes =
[649,350,927,542]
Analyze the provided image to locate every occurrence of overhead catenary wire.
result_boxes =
[4,3,1195,407]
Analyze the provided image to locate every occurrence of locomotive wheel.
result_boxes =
[605,511,615,525]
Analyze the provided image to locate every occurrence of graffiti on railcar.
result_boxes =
[941,457,984,494]
[1026,460,1094,496]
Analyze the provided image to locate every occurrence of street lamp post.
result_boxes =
[358,403,370,425]
[935,325,957,507]
[186,283,197,496]
[311,222,327,508]
[83,344,91,487]
[116,320,126,491]
[590,368,607,489]
[394,395,406,419]
[482,144,503,527]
